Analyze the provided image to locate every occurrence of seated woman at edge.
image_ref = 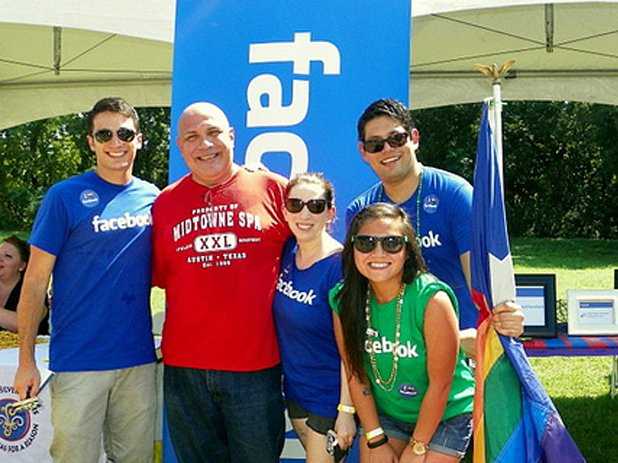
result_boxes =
[330,203,474,462]
[273,172,356,462]
[0,235,50,335]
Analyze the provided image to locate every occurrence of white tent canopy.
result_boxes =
[0,0,174,129]
[411,0,618,108]
[1,0,617,129]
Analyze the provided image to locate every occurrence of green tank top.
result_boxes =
[330,273,474,423]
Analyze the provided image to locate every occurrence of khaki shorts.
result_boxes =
[50,362,156,463]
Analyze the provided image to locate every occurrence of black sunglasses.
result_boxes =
[93,127,137,143]
[352,235,408,254]
[285,198,328,214]
[363,131,409,154]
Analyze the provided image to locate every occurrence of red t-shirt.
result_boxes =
[152,169,290,371]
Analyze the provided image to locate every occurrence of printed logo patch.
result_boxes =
[0,398,31,441]
[0,384,47,457]
[399,384,418,397]
[80,189,99,208]
[423,195,439,214]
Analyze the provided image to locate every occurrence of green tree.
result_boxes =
[134,107,171,189]
[2,102,616,238]
[0,107,171,230]
[0,115,86,228]
[413,101,618,239]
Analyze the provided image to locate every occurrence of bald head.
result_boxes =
[178,102,230,135]
[176,101,237,187]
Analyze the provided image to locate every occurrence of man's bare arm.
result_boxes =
[14,246,55,399]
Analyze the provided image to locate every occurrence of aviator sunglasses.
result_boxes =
[363,131,409,154]
[352,235,408,254]
[93,127,137,143]
[285,198,328,214]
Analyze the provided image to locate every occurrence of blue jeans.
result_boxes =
[164,365,285,463]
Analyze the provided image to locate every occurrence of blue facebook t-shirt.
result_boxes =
[346,166,477,329]
[30,171,158,372]
[273,238,343,418]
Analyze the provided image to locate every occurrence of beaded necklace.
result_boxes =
[365,284,405,392]
[379,167,423,235]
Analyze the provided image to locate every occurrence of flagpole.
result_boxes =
[473,60,518,308]
[473,60,515,188]
[492,80,504,182]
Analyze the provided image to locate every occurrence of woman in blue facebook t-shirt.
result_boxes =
[273,173,356,461]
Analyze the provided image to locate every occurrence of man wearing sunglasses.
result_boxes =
[14,97,157,462]
[152,102,289,462]
[347,98,523,355]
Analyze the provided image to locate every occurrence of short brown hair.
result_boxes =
[87,97,140,134]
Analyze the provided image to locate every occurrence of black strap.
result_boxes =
[366,434,389,449]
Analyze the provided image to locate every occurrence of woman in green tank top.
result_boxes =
[330,203,475,462]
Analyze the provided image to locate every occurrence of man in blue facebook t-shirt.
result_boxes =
[14,97,158,463]
[347,99,524,354]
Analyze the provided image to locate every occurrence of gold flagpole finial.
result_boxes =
[473,60,516,82]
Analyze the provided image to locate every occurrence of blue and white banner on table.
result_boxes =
[169,0,412,240]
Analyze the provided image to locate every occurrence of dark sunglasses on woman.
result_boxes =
[362,131,409,154]
[285,198,328,214]
[93,127,137,143]
[352,235,408,254]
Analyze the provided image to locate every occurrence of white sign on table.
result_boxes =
[568,290,618,335]
[0,344,52,462]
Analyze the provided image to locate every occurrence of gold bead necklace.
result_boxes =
[365,284,405,392]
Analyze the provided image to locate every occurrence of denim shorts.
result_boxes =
[361,412,472,458]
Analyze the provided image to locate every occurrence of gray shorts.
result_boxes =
[286,399,336,435]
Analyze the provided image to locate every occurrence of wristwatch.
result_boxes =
[410,439,428,455]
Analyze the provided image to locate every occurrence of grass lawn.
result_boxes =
[512,237,617,303]
[531,356,617,462]
[4,230,617,461]
[511,237,618,463]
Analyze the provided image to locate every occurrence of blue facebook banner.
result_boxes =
[169,0,411,239]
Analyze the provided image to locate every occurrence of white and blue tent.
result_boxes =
[1,0,617,125]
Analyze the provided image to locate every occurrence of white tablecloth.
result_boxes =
[0,344,53,462]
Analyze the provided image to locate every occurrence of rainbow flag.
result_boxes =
[471,102,584,463]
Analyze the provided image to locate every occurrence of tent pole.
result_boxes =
[545,4,555,53]
[53,27,62,75]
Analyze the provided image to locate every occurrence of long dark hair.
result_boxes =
[3,235,30,264]
[337,203,426,380]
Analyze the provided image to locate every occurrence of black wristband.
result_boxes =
[366,433,389,449]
